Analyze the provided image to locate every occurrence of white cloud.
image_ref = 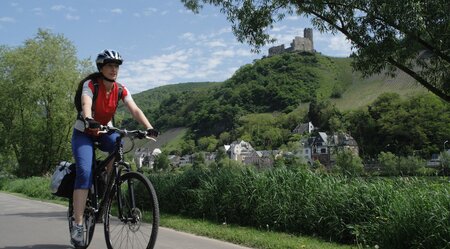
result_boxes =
[143,8,158,16]
[212,49,235,58]
[180,32,196,42]
[118,44,248,92]
[315,32,352,56]
[120,50,194,92]
[270,25,288,32]
[328,35,351,51]
[0,17,15,23]
[66,14,80,21]
[286,15,300,21]
[234,49,252,57]
[111,8,123,14]
[51,5,76,12]
[32,7,44,16]
[51,5,64,11]
[205,40,227,48]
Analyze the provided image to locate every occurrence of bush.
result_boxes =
[334,149,364,177]
[148,166,449,248]
[378,151,399,176]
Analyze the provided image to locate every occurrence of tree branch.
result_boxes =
[302,5,450,102]
[314,0,450,63]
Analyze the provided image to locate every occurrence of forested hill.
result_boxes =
[118,81,222,114]
[120,52,425,136]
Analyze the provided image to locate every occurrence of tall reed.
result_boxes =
[147,166,450,249]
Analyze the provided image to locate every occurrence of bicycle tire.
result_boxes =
[104,171,159,249]
[68,199,96,249]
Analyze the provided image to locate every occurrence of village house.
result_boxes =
[300,132,359,167]
[292,121,315,134]
[159,130,359,170]
[226,140,256,163]
[243,150,281,169]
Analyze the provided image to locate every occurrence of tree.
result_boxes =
[334,149,364,177]
[378,151,399,176]
[197,135,219,152]
[181,0,450,101]
[154,151,170,171]
[0,29,90,177]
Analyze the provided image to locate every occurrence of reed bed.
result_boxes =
[148,165,450,249]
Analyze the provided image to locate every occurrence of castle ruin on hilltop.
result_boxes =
[268,28,314,56]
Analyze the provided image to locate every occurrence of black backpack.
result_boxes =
[74,73,123,121]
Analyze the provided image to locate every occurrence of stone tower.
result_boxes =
[268,27,315,56]
[304,28,314,50]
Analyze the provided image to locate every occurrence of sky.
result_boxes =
[0,0,352,94]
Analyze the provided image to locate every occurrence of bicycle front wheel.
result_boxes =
[104,171,159,249]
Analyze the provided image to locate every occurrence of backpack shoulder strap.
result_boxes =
[91,78,99,105]
[76,76,100,120]
[111,82,123,127]
[116,82,123,104]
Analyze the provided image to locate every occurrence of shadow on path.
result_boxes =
[0,245,72,249]
[5,211,66,220]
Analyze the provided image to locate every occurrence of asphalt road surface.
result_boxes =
[0,192,253,249]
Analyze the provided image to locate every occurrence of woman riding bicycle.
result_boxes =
[71,49,158,247]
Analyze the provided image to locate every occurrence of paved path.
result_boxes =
[0,192,253,249]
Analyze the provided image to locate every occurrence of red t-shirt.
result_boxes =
[84,79,129,125]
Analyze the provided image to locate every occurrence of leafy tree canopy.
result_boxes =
[181,0,450,101]
[0,29,90,176]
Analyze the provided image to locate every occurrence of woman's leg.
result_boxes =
[72,189,89,225]
[98,132,121,174]
[71,129,94,225]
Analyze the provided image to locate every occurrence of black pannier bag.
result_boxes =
[50,161,76,198]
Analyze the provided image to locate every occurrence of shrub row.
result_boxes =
[147,164,450,249]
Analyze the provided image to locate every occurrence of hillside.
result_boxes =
[117,81,222,117]
[133,81,221,107]
[121,52,426,137]
[331,68,426,111]
[130,53,425,114]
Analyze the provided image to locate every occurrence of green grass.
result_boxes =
[161,127,188,152]
[0,176,356,249]
[331,70,426,111]
[160,213,356,249]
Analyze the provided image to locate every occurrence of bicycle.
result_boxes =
[68,126,160,249]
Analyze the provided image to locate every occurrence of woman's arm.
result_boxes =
[81,94,93,119]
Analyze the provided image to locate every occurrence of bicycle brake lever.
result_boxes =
[98,125,109,134]
[145,136,157,141]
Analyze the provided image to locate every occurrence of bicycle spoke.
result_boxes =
[104,172,159,249]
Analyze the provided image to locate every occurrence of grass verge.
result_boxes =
[160,213,357,249]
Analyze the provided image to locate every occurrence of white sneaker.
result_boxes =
[70,223,85,247]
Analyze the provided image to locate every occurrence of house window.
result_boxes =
[320,148,327,154]
[304,149,309,154]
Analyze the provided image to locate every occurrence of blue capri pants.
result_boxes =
[71,129,120,189]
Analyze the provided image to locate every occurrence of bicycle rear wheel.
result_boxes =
[68,198,96,249]
[104,171,159,249]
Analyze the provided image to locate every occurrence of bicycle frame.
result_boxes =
[89,132,132,222]
[69,127,159,249]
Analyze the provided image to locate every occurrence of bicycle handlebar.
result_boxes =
[99,126,157,141]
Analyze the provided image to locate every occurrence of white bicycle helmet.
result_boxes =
[96,49,123,71]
